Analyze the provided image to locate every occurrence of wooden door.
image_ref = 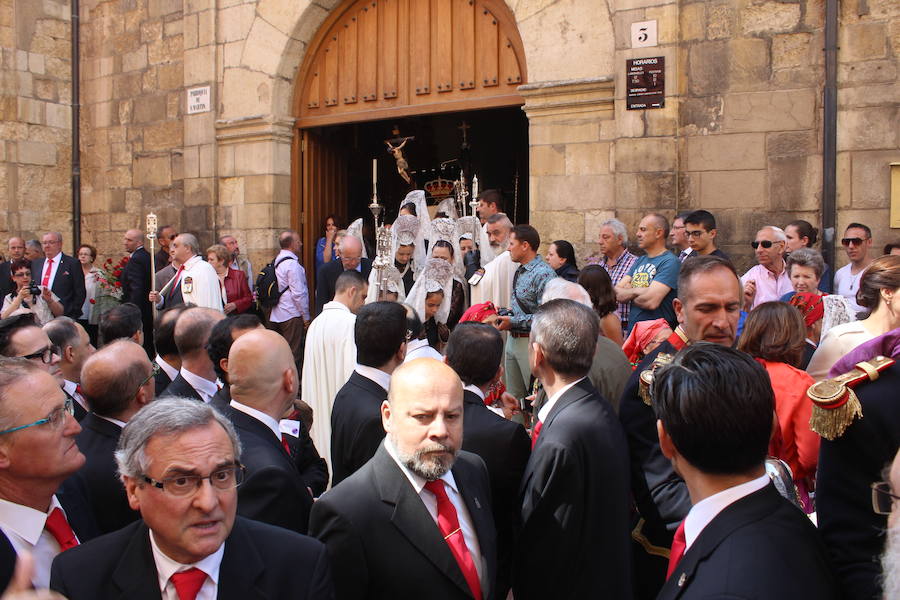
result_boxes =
[296,129,348,297]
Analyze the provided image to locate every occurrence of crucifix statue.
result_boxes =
[385,126,415,185]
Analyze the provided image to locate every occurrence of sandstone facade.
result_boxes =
[0,0,897,274]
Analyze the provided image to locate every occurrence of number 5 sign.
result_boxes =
[631,20,658,48]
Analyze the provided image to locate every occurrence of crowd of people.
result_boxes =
[0,192,898,600]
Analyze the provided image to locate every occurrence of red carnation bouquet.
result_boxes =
[94,255,129,302]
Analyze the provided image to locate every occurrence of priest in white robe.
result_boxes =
[469,213,518,308]
[301,270,368,481]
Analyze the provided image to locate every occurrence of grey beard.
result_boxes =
[391,435,458,481]
[491,239,510,253]
[882,524,900,600]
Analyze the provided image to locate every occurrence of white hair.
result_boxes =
[540,278,592,308]
[760,226,787,242]
[883,524,900,600]
[601,219,628,245]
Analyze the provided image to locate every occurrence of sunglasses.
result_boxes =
[841,237,868,247]
[751,240,783,249]
[21,344,61,364]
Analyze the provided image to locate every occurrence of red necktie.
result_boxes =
[666,520,687,580]
[424,480,482,600]
[168,265,184,299]
[170,567,207,600]
[281,433,293,457]
[41,258,53,287]
[44,507,78,551]
[531,420,543,449]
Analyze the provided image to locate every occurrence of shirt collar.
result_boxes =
[183,255,202,269]
[0,495,64,545]
[537,377,586,423]
[179,368,220,402]
[521,255,543,272]
[155,355,179,382]
[229,400,281,440]
[94,414,127,428]
[684,474,770,550]
[276,249,297,262]
[383,437,459,496]
[463,384,485,401]
[354,364,391,392]
[44,252,61,262]
[323,301,351,313]
[62,379,78,399]
[150,530,224,593]
[607,248,631,266]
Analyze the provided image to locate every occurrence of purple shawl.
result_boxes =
[828,327,900,377]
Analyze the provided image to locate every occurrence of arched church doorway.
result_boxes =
[291,0,529,278]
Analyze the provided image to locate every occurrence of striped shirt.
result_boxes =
[603,250,638,327]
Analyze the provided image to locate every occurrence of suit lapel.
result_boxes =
[372,446,474,598]
[111,523,164,600]
[217,519,267,600]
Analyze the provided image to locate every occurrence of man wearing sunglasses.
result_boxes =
[0,313,63,383]
[49,398,333,600]
[834,222,874,313]
[0,358,94,588]
[153,225,177,273]
[740,226,793,311]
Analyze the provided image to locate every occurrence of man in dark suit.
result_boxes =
[50,397,333,599]
[513,299,632,600]
[43,317,94,421]
[152,305,188,396]
[618,255,742,599]
[445,323,529,597]
[0,358,96,588]
[330,301,407,486]
[159,307,224,403]
[222,329,316,533]
[121,229,155,356]
[315,235,372,315]
[153,224,176,272]
[60,340,153,534]
[0,237,26,301]
[311,358,496,600]
[652,344,837,599]
[31,232,85,320]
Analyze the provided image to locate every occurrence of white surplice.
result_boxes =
[469,250,518,309]
[301,300,358,479]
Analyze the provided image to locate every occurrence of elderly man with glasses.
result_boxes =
[58,340,155,535]
[315,234,373,316]
[50,397,333,600]
[740,226,793,311]
[0,358,96,588]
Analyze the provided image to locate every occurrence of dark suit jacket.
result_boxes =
[59,413,138,534]
[153,367,173,397]
[63,386,88,422]
[817,361,900,600]
[514,378,632,600]
[50,517,334,600]
[330,370,387,486]
[153,247,170,272]
[158,373,203,402]
[224,405,314,535]
[314,259,372,315]
[461,389,529,597]
[122,247,154,354]
[33,253,85,319]
[0,261,11,303]
[658,484,837,600]
[310,444,497,600]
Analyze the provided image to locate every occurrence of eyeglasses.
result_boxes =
[0,397,74,435]
[751,240,783,249]
[871,481,900,515]
[685,230,707,238]
[841,237,868,247]
[142,464,246,497]
[20,345,61,364]
[134,363,161,399]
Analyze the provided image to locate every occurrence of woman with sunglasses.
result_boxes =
[1,258,64,324]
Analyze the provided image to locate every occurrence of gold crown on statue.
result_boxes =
[424,178,455,199]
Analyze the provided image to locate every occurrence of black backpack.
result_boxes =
[255,256,293,309]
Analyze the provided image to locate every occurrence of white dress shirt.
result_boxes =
[40,251,62,289]
[354,364,391,393]
[155,354,179,383]
[62,379,88,414]
[179,368,220,404]
[683,474,770,551]
[383,437,484,585]
[150,530,224,600]
[95,414,127,428]
[230,400,281,440]
[537,377,587,423]
[404,338,443,362]
[0,495,75,588]
[269,250,310,323]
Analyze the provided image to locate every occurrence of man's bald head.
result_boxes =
[340,235,362,255]
[228,329,297,416]
[81,340,153,419]
[174,308,224,358]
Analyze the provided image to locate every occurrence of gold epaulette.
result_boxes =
[638,352,674,406]
[807,355,895,441]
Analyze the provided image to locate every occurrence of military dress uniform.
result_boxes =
[618,327,689,600]
[811,356,899,600]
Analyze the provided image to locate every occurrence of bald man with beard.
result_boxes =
[222,329,315,534]
[315,235,373,316]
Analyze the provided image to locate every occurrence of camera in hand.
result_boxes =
[496,307,514,317]
[28,281,41,297]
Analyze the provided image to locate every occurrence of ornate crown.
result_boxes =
[424,178,455,199]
